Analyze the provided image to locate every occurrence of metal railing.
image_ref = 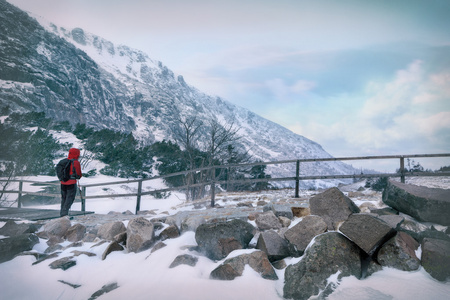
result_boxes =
[1,153,449,213]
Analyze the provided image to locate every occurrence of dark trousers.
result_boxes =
[60,184,77,217]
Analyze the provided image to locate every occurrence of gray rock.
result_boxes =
[180,215,207,233]
[64,241,83,249]
[210,250,278,280]
[44,244,63,254]
[271,204,294,219]
[377,231,420,271]
[421,238,450,281]
[113,232,127,244]
[0,233,40,263]
[383,180,450,226]
[88,282,119,300]
[279,216,291,228]
[284,232,362,300]
[365,259,383,278]
[370,207,399,216]
[339,213,396,255]
[309,187,360,230]
[102,241,124,260]
[32,252,59,265]
[46,235,64,246]
[159,224,180,240]
[58,280,81,289]
[83,233,98,243]
[0,220,40,236]
[126,217,155,253]
[378,214,404,230]
[284,215,327,256]
[97,221,126,241]
[49,256,76,270]
[195,219,255,261]
[42,216,72,239]
[151,242,167,253]
[71,250,96,257]
[65,223,86,242]
[255,211,281,231]
[272,259,287,270]
[398,215,450,243]
[256,230,290,262]
[169,254,198,268]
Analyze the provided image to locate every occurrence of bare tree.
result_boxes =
[173,116,204,200]
[79,149,96,169]
[205,117,241,167]
[173,116,246,200]
[0,162,18,207]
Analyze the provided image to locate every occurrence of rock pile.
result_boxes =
[1,180,449,300]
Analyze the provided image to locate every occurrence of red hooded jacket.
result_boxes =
[61,148,83,185]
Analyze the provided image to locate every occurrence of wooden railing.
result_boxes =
[1,153,449,213]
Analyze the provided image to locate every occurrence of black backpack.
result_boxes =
[56,158,77,182]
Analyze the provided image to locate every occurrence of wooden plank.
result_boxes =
[0,208,94,221]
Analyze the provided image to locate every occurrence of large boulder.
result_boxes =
[210,250,278,280]
[0,233,40,263]
[256,230,290,262]
[126,217,155,253]
[65,224,86,242]
[97,221,126,241]
[309,187,360,230]
[377,231,420,271]
[0,220,40,236]
[41,216,72,239]
[195,219,255,261]
[339,213,396,255]
[255,211,282,231]
[398,215,450,243]
[421,238,450,281]
[383,180,450,226]
[284,215,328,256]
[284,232,362,300]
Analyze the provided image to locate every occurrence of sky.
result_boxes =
[7,0,450,171]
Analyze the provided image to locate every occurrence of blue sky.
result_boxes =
[8,0,450,171]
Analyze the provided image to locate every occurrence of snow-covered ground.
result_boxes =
[0,175,449,300]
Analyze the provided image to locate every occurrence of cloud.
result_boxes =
[301,60,450,159]
[265,78,316,103]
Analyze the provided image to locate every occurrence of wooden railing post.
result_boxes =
[295,160,300,198]
[211,167,216,207]
[400,157,405,183]
[136,180,142,214]
[81,186,86,212]
[17,181,23,208]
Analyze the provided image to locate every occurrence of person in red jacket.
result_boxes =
[60,148,83,217]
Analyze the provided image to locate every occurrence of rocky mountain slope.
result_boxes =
[0,0,357,187]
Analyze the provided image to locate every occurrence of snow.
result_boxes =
[0,176,449,299]
[327,268,450,300]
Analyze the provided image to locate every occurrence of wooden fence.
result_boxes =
[1,153,450,214]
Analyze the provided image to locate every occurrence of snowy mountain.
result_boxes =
[0,0,357,187]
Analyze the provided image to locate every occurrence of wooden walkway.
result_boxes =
[0,207,94,221]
